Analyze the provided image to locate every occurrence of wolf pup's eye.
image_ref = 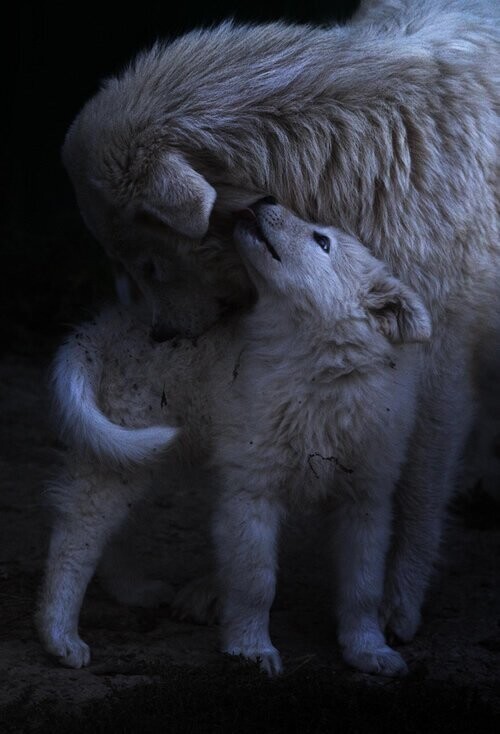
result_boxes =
[313,231,330,253]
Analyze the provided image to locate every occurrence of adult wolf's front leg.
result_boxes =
[381,359,474,643]
[213,488,283,676]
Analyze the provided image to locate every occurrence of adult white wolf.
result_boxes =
[38,202,431,675]
[61,1,499,650]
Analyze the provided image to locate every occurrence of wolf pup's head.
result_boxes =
[234,200,431,346]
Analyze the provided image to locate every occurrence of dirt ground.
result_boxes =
[1,351,499,733]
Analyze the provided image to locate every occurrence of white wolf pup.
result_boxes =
[37,201,431,676]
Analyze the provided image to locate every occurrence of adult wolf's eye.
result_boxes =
[313,231,330,253]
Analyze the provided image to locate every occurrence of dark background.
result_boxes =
[6,1,359,357]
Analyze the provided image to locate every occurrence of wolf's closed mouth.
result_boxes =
[238,211,282,262]
[261,233,282,263]
[255,229,281,262]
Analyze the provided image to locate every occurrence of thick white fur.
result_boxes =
[57,0,498,670]
[38,204,432,675]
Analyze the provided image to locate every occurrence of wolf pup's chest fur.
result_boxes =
[217,325,418,505]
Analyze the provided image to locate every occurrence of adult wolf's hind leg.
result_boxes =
[381,364,474,643]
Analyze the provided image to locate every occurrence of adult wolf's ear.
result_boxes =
[365,273,432,344]
[139,151,216,239]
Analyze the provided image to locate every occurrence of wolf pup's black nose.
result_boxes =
[257,195,278,205]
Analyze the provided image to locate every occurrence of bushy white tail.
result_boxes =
[52,331,178,465]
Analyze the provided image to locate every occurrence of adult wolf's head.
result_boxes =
[62,111,254,338]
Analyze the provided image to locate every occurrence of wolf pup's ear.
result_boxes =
[139,151,216,239]
[365,272,432,344]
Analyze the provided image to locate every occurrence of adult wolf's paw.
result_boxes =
[380,593,421,643]
[171,574,219,625]
[44,631,91,669]
[343,645,408,677]
[224,644,283,677]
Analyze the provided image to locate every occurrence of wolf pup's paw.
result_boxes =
[343,644,408,677]
[43,630,91,669]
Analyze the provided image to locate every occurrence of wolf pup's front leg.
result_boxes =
[332,486,408,677]
[213,487,284,676]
